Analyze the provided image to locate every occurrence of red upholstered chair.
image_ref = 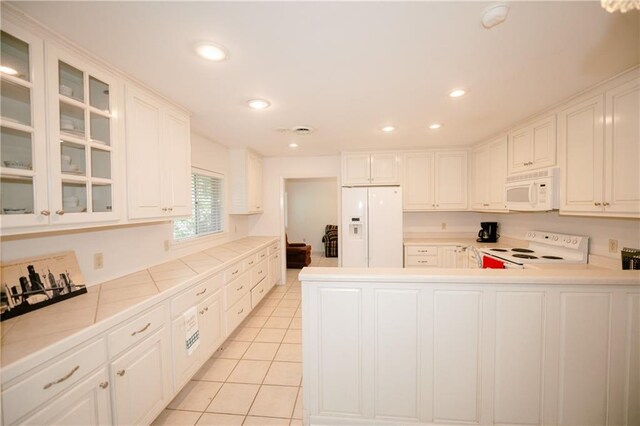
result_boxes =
[286,234,312,268]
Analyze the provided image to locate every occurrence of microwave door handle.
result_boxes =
[529,183,537,207]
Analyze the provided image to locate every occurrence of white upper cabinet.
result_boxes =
[402,150,467,211]
[471,136,508,211]
[508,114,557,174]
[229,148,263,214]
[1,24,122,232]
[402,152,434,210]
[559,70,640,217]
[342,152,399,186]
[0,24,48,229]
[46,44,121,225]
[125,85,191,220]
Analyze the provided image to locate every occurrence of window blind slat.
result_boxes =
[173,172,224,240]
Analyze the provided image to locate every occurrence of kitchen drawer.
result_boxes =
[243,254,258,271]
[251,278,270,309]
[256,248,268,263]
[406,245,439,256]
[172,273,224,316]
[2,339,107,425]
[224,271,251,310]
[251,259,268,288]
[226,292,251,335]
[268,242,280,255]
[108,304,167,358]
[223,262,243,283]
[405,255,439,267]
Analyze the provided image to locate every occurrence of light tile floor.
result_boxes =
[153,267,309,426]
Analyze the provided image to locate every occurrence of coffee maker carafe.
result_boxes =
[477,222,498,243]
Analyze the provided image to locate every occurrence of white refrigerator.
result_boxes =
[341,186,403,268]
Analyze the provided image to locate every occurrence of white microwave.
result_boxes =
[505,168,560,211]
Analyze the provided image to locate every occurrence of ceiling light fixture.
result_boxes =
[429,123,442,129]
[289,143,298,148]
[0,65,18,75]
[247,99,271,110]
[381,126,395,132]
[601,0,640,12]
[481,4,509,29]
[195,42,228,61]
[449,89,466,98]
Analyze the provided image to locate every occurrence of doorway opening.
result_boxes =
[282,177,339,275]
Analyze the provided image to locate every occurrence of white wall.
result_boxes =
[404,211,482,237]
[481,211,640,258]
[248,156,341,238]
[0,132,249,286]
[285,178,338,252]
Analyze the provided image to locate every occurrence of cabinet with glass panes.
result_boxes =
[0,24,49,228]
[44,44,119,225]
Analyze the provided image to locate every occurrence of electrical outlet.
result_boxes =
[164,240,170,251]
[441,222,447,230]
[93,253,104,270]
[609,239,618,253]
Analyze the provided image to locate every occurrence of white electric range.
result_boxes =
[480,231,589,269]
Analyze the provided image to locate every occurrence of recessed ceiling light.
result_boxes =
[195,42,228,61]
[449,89,466,98]
[0,65,18,75]
[381,126,395,132]
[289,143,298,148]
[247,99,271,110]
[429,123,443,129]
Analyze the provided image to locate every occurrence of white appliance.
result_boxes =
[505,167,559,211]
[341,186,403,267]
[480,230,589,269]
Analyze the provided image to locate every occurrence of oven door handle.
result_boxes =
[503,262,524,269]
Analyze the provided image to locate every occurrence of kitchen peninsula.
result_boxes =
[300,267,640,426]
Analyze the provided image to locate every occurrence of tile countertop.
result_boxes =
[1,236,278,369]
[403,235,526,249]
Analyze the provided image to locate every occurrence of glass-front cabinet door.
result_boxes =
[46,45,119,224]
[0,23,49,228]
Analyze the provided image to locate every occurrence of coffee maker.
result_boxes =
[477,222,498,243]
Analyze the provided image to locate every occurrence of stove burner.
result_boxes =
[541,255,564,260]
[490,248,508,252]
[512,254,538,259]
[512,248,534,253]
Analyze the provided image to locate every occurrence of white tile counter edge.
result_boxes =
[298,266,640,286]
[1,236,278,383]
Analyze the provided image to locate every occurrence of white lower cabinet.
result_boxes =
[405,245,467,268]
[302,281,640,425]
[269,251,282,286]
[110,327,172,426]
[172,289,224,390]
[20,368,111,426]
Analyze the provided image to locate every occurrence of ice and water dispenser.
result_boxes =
[349,217,363,239]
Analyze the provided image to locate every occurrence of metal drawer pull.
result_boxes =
[232,269,238,275]
[56,209,65,215]
[43,365,79,389]
[603,202,610,206]
[259,289,264,294]
[594,202,601,206]
[41,210,51,216]
[417,250,429,253]
[248,261,254,265]
[237,285,244,291]
[131,322,151,337]
[99,381,109,389]
[258,270,263,274]
[238,308,244,315]
[196,288,207,296]
[117,369,126,377]
[199,307,209,315]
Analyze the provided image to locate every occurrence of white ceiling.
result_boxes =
[10,1,640,157]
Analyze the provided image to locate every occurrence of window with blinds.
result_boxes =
[173,170,224,240]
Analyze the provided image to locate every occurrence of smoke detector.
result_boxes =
[482,4,509,29]
[291,126,314,135]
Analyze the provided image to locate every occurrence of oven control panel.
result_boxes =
[525,231,588,250]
